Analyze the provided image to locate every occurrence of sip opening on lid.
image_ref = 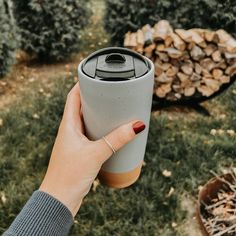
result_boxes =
[82,47,151,81]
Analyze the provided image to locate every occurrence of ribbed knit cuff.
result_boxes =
[3,190,74,236]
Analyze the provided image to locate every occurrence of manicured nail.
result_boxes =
[132,121,146,134]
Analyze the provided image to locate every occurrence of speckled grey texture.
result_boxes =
[78,48,154,174]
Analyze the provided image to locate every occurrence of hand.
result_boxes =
[39,82,146,217]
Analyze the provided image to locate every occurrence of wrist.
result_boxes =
[39,181,83,217]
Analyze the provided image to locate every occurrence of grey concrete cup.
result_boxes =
[78,47,154,188]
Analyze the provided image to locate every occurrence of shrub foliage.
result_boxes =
[12,0,91,61]
[104,0,236,45]
[0,0,17,78]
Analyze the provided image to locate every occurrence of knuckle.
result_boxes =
[118,124,134,144]
[126,128,135,141]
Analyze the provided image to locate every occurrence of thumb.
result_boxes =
[95,120,146,162]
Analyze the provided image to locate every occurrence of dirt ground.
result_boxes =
[0,53,85,109]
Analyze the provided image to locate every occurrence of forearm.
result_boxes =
[3,191,74,236]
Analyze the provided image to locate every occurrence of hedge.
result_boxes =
[0,0,17,78]
[12,0,91,61]
[104,0,236,45]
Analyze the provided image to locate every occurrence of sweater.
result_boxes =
[3,191,74,236]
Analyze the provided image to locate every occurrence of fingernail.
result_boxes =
[132,121,146,134]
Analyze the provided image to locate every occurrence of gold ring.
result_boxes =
[102,136,116,154]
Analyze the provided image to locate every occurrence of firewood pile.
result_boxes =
[124,20,236,102]
[199,172,236,236]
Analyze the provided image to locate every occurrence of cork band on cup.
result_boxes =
[98,162,143,188]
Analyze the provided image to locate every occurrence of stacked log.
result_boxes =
[124,20,236,101]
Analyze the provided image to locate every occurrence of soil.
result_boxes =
[179,194,202,236]
[0,54,83,109]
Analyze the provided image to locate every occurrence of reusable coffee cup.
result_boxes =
[78,47,154,188]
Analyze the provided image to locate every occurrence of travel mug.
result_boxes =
[78,47,154,188]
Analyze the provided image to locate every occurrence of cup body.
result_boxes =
[78,54,154,188]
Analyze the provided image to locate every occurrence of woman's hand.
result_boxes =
[39,82,145,217]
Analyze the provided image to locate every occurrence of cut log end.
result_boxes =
[124,21,235,101]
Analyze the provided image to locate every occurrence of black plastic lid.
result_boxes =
[82,47,149,81]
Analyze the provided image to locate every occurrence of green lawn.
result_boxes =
[0,72,235,235]
[0,0,235,234]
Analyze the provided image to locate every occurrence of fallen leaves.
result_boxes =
[0,118,3,127]
[92,179,100,192]
[0,81,7,86]
[171,222,178,228]
[226,130,235,136]
[162,169,172,177]
[32,113,40,119]
[218,114,226,120]
[0,191,7,204]
[166,187,175,197]
[28,77,35,83]
[210,129,235,137]
[39,88,44,93]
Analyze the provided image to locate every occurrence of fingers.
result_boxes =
[95,120,146,162]
[63,82,84,131]
[65,82,81,116]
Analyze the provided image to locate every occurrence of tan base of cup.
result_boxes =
[98,162,143,189]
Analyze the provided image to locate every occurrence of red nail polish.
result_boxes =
[133,121,146,134]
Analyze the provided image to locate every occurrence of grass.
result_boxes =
[0,76,73,231]
[0,71,235,235]
[0,0,236,235]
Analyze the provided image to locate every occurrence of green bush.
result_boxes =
[0,0,17,78]
[12,0,91,61]
[104,0,236,45]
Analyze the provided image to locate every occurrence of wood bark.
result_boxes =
[124,21,235,100]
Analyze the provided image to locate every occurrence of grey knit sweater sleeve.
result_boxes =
[3,190,74,236]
